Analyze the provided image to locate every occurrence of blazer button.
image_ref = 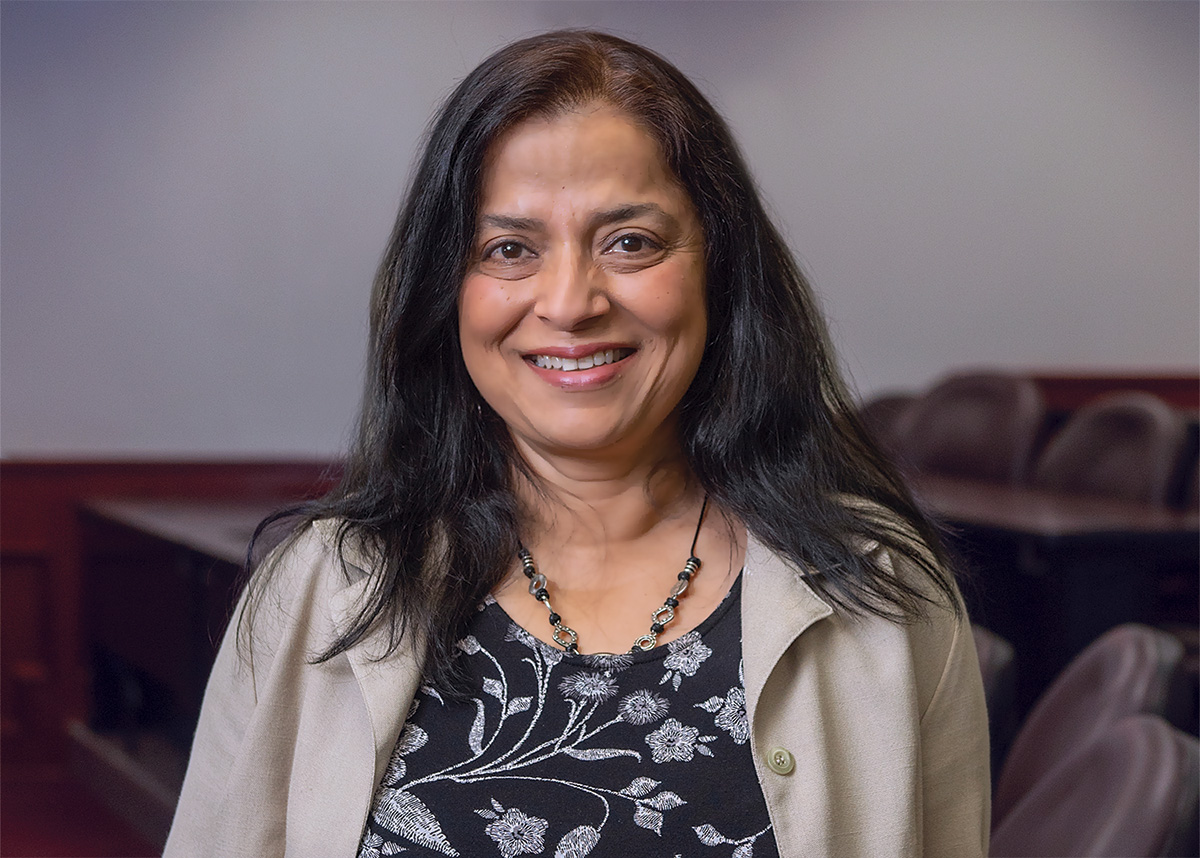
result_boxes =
[766,746,795,775]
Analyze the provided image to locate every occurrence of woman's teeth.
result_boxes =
[531,349,631,371]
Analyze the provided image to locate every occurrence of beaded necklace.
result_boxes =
[517,496,709,654]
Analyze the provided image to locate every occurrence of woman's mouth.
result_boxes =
[527,347,635,372]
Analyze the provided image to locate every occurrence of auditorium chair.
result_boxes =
[992,624,1185,826]
[1031,391,1188,506]
[891,372,1045,484]
[856,392,915,459]
[990,715,1199,857]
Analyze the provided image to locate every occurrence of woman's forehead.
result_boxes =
[476,105,693,221]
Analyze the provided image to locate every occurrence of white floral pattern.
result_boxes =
[694,821,775,856]
[618,689,670,725]
[358,576,774,857]
[479,801,548,857]
[697,686,749,745]
[660,632,713,690]
[559,671,619,702]
[714,688,749,744]
[645,718,718,763]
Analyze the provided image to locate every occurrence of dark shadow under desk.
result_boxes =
[909,474,1199,718]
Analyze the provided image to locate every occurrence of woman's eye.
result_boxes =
[479,239,539,278]
[609,234,658,254]
[485,241,532,262]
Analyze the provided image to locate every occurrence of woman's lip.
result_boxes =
[525,351,634,389]
[522,343,635,360]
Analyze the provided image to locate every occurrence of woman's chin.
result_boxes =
[534,432,633,459]
[515,426,670,465]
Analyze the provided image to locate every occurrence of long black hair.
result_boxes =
[244,30,956,691]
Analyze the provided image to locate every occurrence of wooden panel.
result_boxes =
[1028,372,1200,413]
[0,558,52,679]
[0,557,54,764]
[0,459,340,769]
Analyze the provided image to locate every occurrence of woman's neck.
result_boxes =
[495,437,744,655]
[511,435,700,550]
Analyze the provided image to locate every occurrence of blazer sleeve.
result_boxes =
[163,585,265,856]
[162,528,336,856]
[917,603,992,857]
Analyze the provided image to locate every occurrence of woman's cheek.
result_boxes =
[459,276,514,349]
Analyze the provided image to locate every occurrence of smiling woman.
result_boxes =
[164,30,990,858]
[459,104,707,466]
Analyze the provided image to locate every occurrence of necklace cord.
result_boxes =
[688,494,709,557]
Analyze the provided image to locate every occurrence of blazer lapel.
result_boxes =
[740,532,833,715]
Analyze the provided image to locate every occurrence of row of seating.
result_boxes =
[975,623,1198,856]
[860,372,1197,507]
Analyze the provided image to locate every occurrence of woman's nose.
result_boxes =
[533,252,610,330]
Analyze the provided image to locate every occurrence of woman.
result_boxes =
[166,30,989,857]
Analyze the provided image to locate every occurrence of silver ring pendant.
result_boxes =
[552,625,578,648]
[633,634,657,651]
[651,606,675,625]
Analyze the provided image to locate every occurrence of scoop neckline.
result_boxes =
[483,570,743,667]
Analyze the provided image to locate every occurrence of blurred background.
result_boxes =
[2,0,1196,458]
[1,2,1197,856]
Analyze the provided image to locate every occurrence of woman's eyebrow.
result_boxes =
[478,213,542,232]
[587,203,674,232]
[478,204,676,235]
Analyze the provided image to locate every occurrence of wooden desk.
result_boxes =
[75,498,280,848]
[84,498,278,566]
[908,474,1198,713]
[910,473,1199,540]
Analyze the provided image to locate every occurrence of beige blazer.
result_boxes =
[165,520,990,857]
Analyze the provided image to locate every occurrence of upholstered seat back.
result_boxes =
[1032,391,1187,506]
[990,715,1199,858]
[993,624,1185,824]
[892,372,1045,483]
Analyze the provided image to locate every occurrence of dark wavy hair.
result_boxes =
[245,30,956,691]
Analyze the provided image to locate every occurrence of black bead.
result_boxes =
[650,622,665,633]
[548,612,561,625]
[665,597,679,608]
[535,588,549,601]
[567,643,578,654]
[678,570,692,580]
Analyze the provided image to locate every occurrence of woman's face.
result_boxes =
[458,104,707,467]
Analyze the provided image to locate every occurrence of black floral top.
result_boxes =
[358,575,778,858]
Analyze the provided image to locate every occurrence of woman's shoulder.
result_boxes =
[744,500,970,700]
[240,518,376,650]
[261,518,377,590]
[834,498,976,716]
[254,519,352,594]
[837,492,960,608]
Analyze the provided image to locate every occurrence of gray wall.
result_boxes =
[3,1,1196,458]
